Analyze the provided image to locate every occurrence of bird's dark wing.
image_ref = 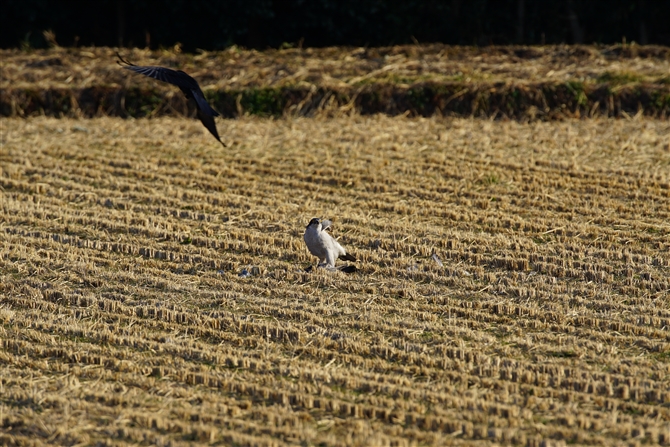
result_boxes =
[121,63,202,92]
[340,252,356,262]
[197,109,226,147]
[118,54,226,146]
[191,90,220,118]
[125,65,220,117]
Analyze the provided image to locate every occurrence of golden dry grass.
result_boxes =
[3,46,669,121]
[2,45,669,90]
[1,114,670,446]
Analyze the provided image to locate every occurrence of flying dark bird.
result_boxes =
[117,54,226,146]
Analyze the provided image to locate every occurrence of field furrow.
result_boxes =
[1,115,669,446]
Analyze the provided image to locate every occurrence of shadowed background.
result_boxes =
[2,0,669,51]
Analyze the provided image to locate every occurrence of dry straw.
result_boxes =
[1,45,669,119]
[1,113,669,445]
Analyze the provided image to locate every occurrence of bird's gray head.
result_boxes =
[306,218,320,229]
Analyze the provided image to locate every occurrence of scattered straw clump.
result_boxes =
[2,44,669,91]
[1,115,669,446]
[1,45,669,119]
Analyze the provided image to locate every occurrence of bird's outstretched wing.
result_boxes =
[191,91,220,118]
[197,109,225,146]
[118,54,201,91]
[117,53,226,146]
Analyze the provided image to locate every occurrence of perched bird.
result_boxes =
[303,218,356,270]
[117,53,226,146]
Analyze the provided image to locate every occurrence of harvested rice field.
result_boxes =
[1,114,670,446]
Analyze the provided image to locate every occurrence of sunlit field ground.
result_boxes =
[1,115,669,446]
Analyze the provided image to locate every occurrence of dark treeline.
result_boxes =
[3,0,668,51]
